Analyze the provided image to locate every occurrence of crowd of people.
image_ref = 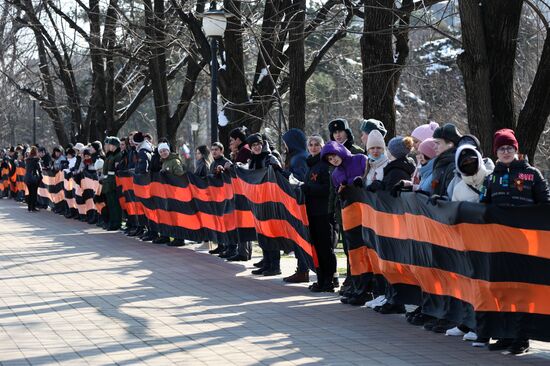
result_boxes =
[1,119,549,356]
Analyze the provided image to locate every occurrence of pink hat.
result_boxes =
[418,138,437,159]
[411,121,439,143]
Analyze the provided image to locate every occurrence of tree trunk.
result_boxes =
[88,0,107,142]
[457,0,494,153]
[361,0,396,139]
[288,0,306,131]
[516,30,550,163]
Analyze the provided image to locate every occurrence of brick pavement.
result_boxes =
[0,198,549,366]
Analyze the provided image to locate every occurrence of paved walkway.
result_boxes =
[0,199,549,366]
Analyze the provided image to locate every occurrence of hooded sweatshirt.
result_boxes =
[452,145,492,202]
[320,141,367,187]
[282,128,308,182]
[135,140,153,174]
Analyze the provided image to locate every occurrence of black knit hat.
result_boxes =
[132,132,145,144]
[360,118,387,137]
[246,133,263,146]
[52,146,64,155]
[82,149,91,157]
[66,148,76,157]
[457,148,480,177]
[229,127,247,143]
[433,123,461,145]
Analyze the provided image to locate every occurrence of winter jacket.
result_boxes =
[135,141,153,175]
[210,156,232,175]
[480,159,550,206]
[320,141,367,187]
[451,145,493,202]
[102,148,122,193]
[282,128,308,182]
[161,153,186,176]
[23,157,42,185]
[365,155,389,187]
[150,149,162,174]
[381,157,415,191]
[248,142,281,170]
[431,148,456,197]
[302,154,331,216]
[194,159,210,178]
[127,147,138,170]
[417,158,435,195]
[53,155,68,171]
[235,142,252,164]
[40,153,52,170]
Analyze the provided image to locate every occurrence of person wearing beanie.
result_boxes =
[38,146,52,170]
[452,144,492,202]
[364,130,389,187]
[411,121,439,149]
[431,123,462,198]
[479,129,549,355]
[247,134,283,277]
[101,136,123,231]
[414,138,438,194]
[52,146,67,171]
[328,118,364,155]
[360,118,387,147]
[377,136,415,192]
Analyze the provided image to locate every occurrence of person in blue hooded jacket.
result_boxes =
[281,129,312,283]
[282,128,308,182]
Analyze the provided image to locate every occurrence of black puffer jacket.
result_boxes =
[381,157,415,190]
[24,157,42,185]
[431,148,456,197]
[302,154,330,216]
[248,143,281,170]
[480,159,550,206]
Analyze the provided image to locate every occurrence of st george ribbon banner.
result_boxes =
[342,188,550,341]
[120,166,318,270]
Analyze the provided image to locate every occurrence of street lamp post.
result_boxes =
[190,122,199,168]
[30,97,37,145]
[201,8,227,144]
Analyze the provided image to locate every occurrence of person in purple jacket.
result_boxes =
[320,141,368,191]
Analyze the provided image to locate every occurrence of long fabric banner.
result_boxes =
[126,167,317,270]
[342,188,550,341]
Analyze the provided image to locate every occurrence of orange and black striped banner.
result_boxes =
[342,188,550,341]
[38,170,66,209]
[123,166,318,270]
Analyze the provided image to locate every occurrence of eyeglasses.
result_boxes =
[497,146,516,154]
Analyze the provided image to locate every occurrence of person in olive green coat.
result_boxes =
[159,143,185,176]
[102,137,123,230]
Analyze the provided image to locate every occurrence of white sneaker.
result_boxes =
[463,331,478,341]
[446,326,466,337]
[366,295,386,309]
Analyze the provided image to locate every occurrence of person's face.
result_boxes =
[368,146,384,159]
[159,149,170,159]
[250,142,263,155]
[412,137,421,151]
[84,154,91,162]
[434,138,453,156]
[361,131,369,146]
[89,146,96,154]
[333,130,347,144]
[195,150,202,160]
[128,133,136,146]
[104,144,111,153]
[416,152,427,165]
[229,137,241,153]
[327,154,342,167]
[496,145,517,165]
[211,146,223,159]
[120,141,126,151]
[38,151,45,158]
[308,140,322,156]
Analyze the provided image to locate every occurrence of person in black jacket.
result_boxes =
[24,146,42,212]
[131,132,154,240]
[302,135,337,292]
[247,134,283,277]
[194,145,212,178]
[431,123,462,198]
[381,136,416,191]
[209,142,231,176]
[480,129,550,355]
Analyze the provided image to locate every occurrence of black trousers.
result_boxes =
[26,182,39,211]
[105,191,122,228]
[309,214,337,286]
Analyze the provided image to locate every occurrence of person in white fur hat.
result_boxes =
[364,130,389,188]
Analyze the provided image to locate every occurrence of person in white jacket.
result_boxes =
[364,130,389,187]
[452,144,494,202]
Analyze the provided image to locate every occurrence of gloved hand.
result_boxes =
[428,194,446,205]
[353,176,363,188]
[366,180,383,192]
